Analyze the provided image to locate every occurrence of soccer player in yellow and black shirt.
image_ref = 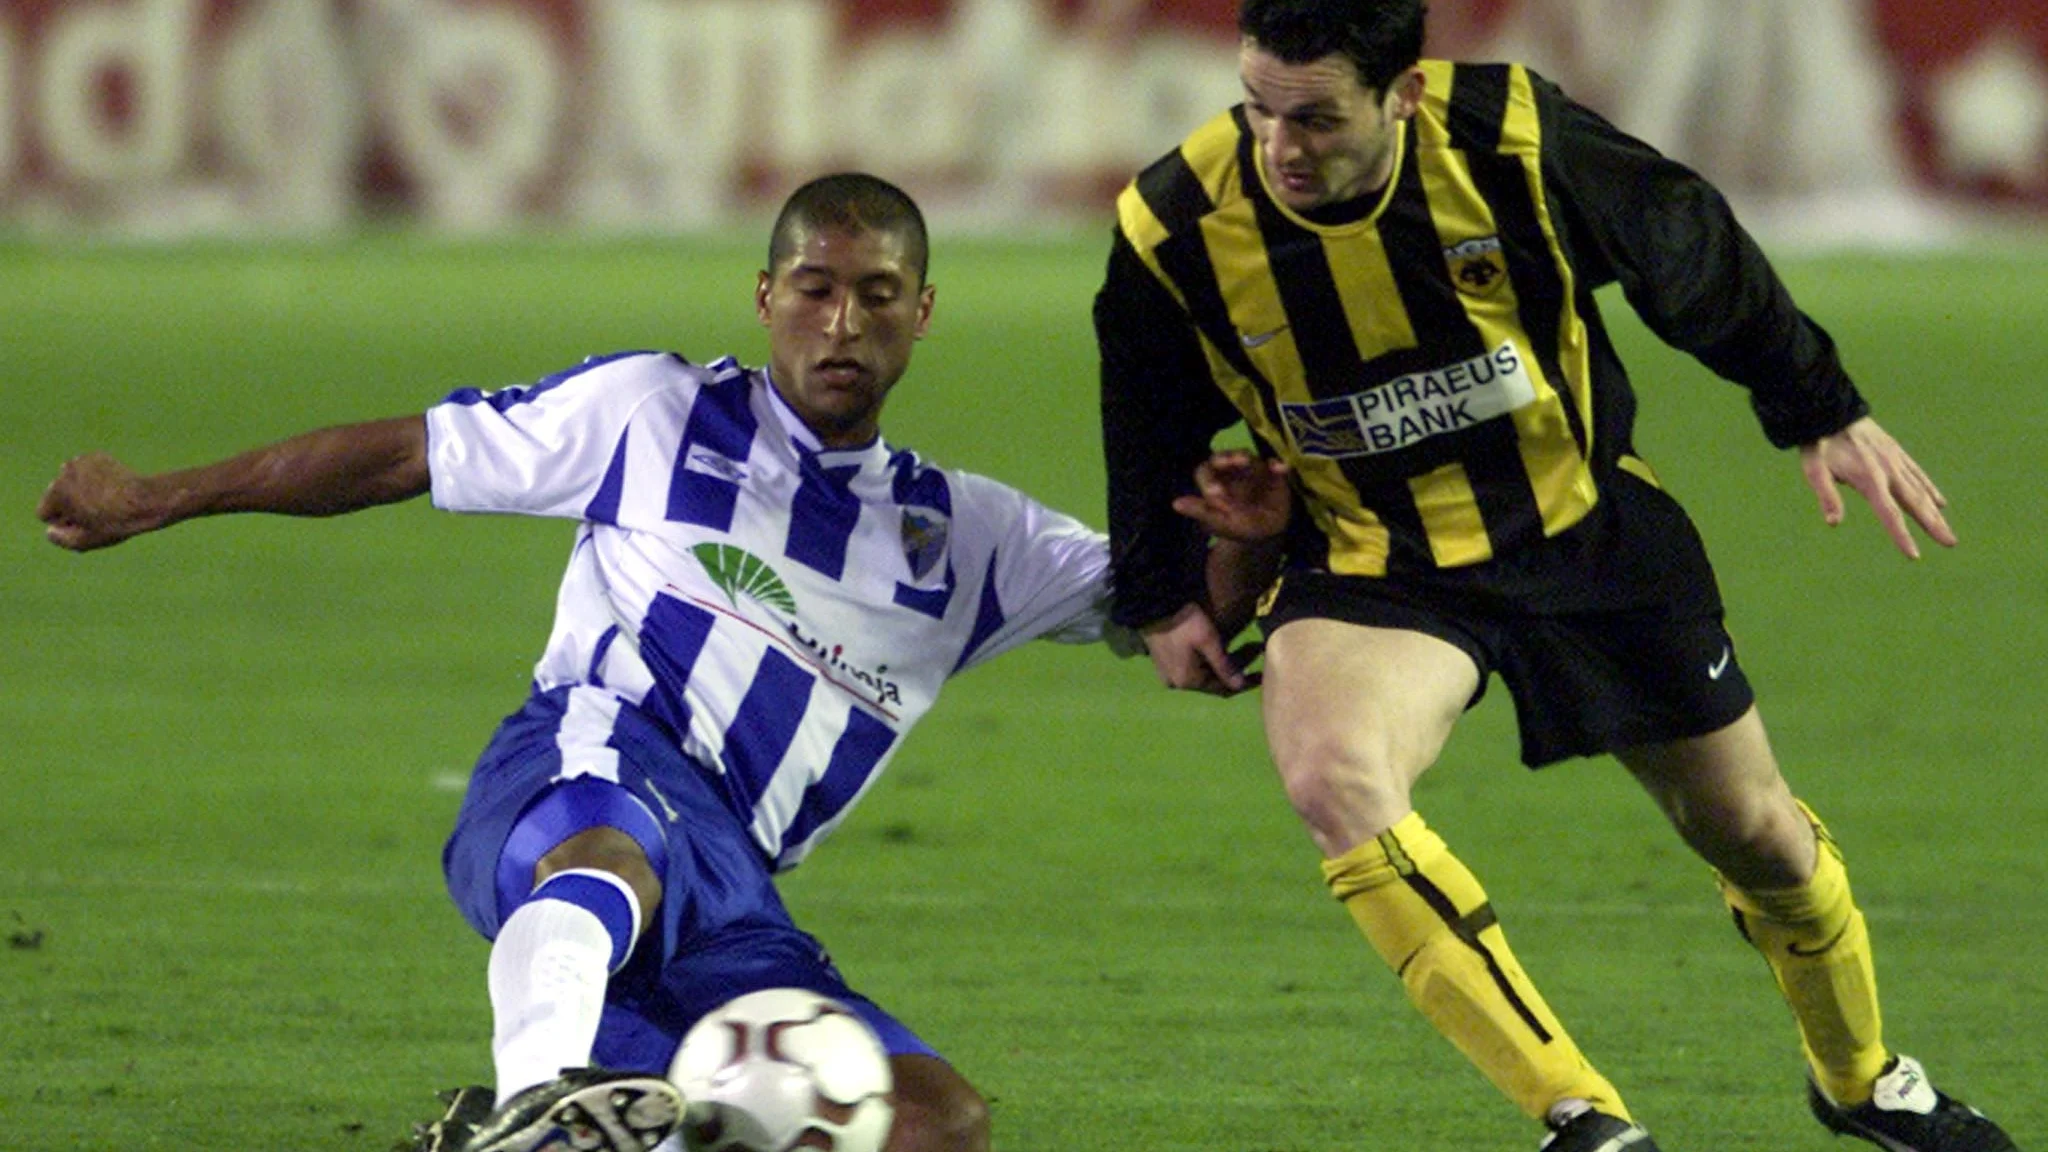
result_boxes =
[1095,2,2018,1151]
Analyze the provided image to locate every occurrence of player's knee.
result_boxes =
[536,826,663,921]
[501,777,671,928]
[1276,761,1343,825]
[1273,742,1410,844]
[901,1095,989,1152]
[1728,799,1817,887]
[887,1058,990,1152]
[1676,789,1814,888]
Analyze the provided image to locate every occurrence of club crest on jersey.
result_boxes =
[691,543,797,614]
[1444,235,1506,296]
[901,508,949,582]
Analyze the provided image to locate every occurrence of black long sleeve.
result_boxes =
[1536,75,1869,448]
[1096,229,1245,628]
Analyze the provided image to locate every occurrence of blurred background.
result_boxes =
[1,0,2044,245]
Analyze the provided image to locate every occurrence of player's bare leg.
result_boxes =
[885,1054,990,1152]
[1261,620,1649,1146]
[1620,710,2016,1152]
[1616,706,1814,887]
[1260,620,1467,854]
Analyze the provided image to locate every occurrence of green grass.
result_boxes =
[2,236,2043,1151]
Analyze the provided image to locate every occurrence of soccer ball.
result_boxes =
[667,987,894,1152]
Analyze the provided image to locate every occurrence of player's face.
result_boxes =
[757,223,934,449]
[1239,39,1423,212]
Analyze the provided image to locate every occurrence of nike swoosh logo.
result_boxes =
[1707,646,1732,680]
[1240,326,1286,349]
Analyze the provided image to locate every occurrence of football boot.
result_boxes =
[458,1067,682,1152]
[1809,1054,2018,1152]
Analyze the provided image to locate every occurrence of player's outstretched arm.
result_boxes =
[1797,416,1955,560]
[39,416,431,553]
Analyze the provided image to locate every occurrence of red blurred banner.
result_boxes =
[0,0,2039,237]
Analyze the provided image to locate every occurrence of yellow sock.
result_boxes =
[1323,812,1628,1122]
[1720,801,1887,1105]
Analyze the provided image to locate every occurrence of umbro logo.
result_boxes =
[1240,325,1287,349]
[685,446,747,483]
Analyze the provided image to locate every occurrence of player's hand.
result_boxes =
[38,453,161,552]
[1140,602,1262,697]
[1797,417,1955,560]
[1171,451,1292,542]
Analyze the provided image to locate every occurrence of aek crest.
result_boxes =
[1444,234,1507,296]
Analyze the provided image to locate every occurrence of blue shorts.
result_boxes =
[442,686,937,1070]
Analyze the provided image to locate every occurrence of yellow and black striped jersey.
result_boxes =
[1097,60,1867,627]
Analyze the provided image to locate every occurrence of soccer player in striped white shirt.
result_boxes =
[40,174,1149,1152]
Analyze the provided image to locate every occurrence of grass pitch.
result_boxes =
[2,234,2043,1151]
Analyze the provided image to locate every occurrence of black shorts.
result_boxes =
[1259,470,1754,767]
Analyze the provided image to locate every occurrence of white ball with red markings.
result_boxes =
[668,987,894,1152]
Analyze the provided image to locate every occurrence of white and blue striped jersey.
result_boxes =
[425,351,1117,870]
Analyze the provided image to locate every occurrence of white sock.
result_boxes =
[487,897,614,1105]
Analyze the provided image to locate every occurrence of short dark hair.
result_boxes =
[1237,0,1427,94]
[767,172,929,285]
